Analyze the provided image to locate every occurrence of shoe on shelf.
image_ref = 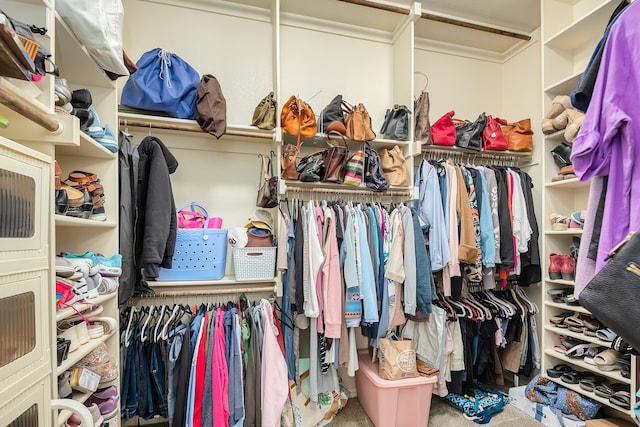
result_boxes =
[564,109,586,144]
[85,403,104,427]
[85,386,118,420]
[541,95,572,134]
[61,252,100,275]
[96,125,118,153]
[55,78,72,107]
[71,88,93,110]
[96,254,122,277]
[64,413,82,427]
[561,254,576,281]
[549,213,571,231]
[97,277,118,295]
[549,253,564,280]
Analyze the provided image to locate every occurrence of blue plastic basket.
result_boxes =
[156,203,228,281]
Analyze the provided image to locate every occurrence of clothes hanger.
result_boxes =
[413,71,429,92]
[153,305,168,342]
[161,304,181,340]
[124,306,136,347]
[140,305,156,342]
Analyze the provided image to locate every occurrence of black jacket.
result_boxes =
[118,131,139,305]
[136,136,178,281]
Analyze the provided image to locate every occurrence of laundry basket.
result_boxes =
[233,246,276,281]
[156,203,227,281]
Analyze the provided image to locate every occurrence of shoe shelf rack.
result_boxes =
[56,391,92,427]
[541,0,638,423]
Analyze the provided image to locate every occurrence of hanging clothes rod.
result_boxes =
[337,0,532,41]
[133,285,276,298]
[422,146,532,161]
[0,85,61,132]
[285,185,412,197]
[118,118,273,139]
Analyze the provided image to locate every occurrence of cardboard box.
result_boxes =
[509,386,586,427]
[585,419,637,427]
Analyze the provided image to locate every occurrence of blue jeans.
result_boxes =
[150,342,168,418]
[136,335,154,420]
[121,333,138,420]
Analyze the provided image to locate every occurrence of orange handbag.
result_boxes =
[501,118,533,152]
[280,95,317,138]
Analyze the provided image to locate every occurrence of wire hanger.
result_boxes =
[414,71,429,91]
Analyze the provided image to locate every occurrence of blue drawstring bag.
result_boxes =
[121,48,200,119]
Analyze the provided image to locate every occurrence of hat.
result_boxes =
[245,208,273,232]
[228,227,248,248]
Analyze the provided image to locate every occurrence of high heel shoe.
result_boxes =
[542,95,572,134]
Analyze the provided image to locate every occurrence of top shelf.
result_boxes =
[544,1,619,51]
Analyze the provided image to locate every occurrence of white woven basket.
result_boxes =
[233,246,276,281]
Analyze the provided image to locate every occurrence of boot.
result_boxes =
[549,253,563,280]
[561,254,575,281]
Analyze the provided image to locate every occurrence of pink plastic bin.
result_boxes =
[356,350,437,427]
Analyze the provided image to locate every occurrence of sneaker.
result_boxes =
[96,254,122,277]
[86,403,104,427]
[61,252,100,277]
[55,257,80,278]
[97,277,118,295]
[85,394,118,420]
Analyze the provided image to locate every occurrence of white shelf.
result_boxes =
[546,378,633,418]
[118,112,275,140]
[54,215,117,228]
[56,132,117,160]
[545,301,590,315]
[54,11,115,88]
[546,277,575,286]
[56,330,117,375]
[544,325,610,348]
[544,130,567,143]
[56,292,117,322]
[544,350,631,385]
[149,276,277,287]
[544,178,587,189]
[0,76,49,114]
[57,390,92,426]
[544,70,583,95]
[545,229,583,236]
[544,1,618,51]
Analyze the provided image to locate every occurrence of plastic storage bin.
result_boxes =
[356,350,436,427]
[156,228,228,281]
[232,246,276,281]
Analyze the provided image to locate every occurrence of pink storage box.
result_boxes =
[356,350,436,427]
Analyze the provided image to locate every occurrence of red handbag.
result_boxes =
[482,116,508,151]
[430,110,456,146]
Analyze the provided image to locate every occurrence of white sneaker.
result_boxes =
[63,257,100,277]
[86,403,104,427]
[97,277,118,295]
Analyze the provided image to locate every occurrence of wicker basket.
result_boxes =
[17,35,38,61]
[233,246,276,281]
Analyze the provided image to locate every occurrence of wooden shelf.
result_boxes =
[546,277,575,286]
[545,229,583,236]
[56,132,117,160]
[57,390,92,426]
[544,325,611,348]
[544,70,583,95]
[546,378,634,418]
[545,301,590,315]
[56,292,117,322]
[544,350,631,385]
[544,178,587,189]
[56,330,117,375]
[55,215,118,228]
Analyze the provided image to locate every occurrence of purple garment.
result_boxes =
[571,1,640,272]
[574,176,603,299]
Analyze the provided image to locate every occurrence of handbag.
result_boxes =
[280,95,317,138]
[455,112,487,151]
[444,383,508,424]
[580,231,640,352]
[296,153,324,182]
[551,142,572,169]
[322,131,349,184]
[121,48,200,119]
[363,143,389,192]
[430,110,456,146]
[379,104,411,141]
[378,335,418,380]
[482,115,508,151]
[379,145,409,187]
[414,91,433,145]
[343,148,364,187]
[251,91,276,130]
[195,74,227,138]
[318,95,346,134]
[256,153,278,208]
[501,118,534,152]
[343,102,376,141]
[177,203,223,229]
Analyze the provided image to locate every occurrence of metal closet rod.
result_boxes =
[337,0,532,41]
[286,185,411,197]
[0,85,61,132]
[133,285,277,298]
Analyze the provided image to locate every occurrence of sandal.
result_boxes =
[594,349,623,371]
[566,343,599,358]
[610,391,631,410]
[563,312,584,328]
[560,370,596,384]
[582,316,602,332]
[594,383,627,399]
[546,363,572,378]
[595,328,617,342]
[550,312,573,326]
[550,212,571,231]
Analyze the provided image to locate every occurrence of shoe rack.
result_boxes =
[541,0,638,422]
[0,0,119,425]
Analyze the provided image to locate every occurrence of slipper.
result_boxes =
[594,349,624,371]
[554,344,568,354]
[564,294,579,305]
[564,312,584,328]
[567,325,584,334]
[550,312,573,326]
[560,370,595,384]
[583,329,598,338]
[594,383,626,399]
[595,328,617,342]
[579,379,597,392]
[611,336,639,355]
[582,317,602,332]
[546,363,572,378]
[610,391,631,410]
[566,343,599,358]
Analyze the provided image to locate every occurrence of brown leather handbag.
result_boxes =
[379,145,409,187]
[501,118,533,152]
[343,102,376,141]
[322,132,349,184]
[281,143,301,180]
[280,95,317,138]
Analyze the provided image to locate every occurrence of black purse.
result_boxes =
[318,94,346,134]
[580,231,640,352]
[551,142,572,169]
[363,143,389,192]
[296,152,324,182]
[455,112,487,151]
[380,104,411,141]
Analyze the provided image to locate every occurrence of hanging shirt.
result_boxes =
[260,300,289,427]
[321,207,342,338]
[476,167,496,268]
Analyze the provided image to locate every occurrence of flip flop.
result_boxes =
[610,391,631,410]
[594,349,623,371]
[560,370,595,384]
[546,363,572,378]
[593,383,626,399]
[579,378,597,392]
[566,343,599,358]
[595,328,617,342]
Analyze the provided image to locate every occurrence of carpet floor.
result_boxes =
[330,395,545,426]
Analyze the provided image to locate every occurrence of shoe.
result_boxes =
[71,88,93,109]
[96,125,118,153]
[564,109,586,144]
[71,108,95,132]
[97,277,118,295]
[61,252,100,275]
[86,403,104,427]
[549,253,563,280]
[542,109,569,134]
[96,254,122,277]
[65,413,82,427]
[549,213,571,231]
[85,394,118,420]
[551,142,573,169]
[57,324,80,353]
[56,280,78,310]
[86,107,106,139]
[541,95,572,134]
[55,78,72,106]
[561,254,575,281]
[56,189,69,215]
